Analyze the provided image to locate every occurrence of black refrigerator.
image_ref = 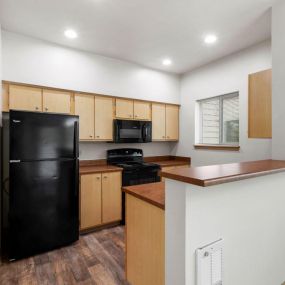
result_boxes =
[1,110,79,261]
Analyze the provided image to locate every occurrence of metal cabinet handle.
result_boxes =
[45,107,48,111]
[96,135,100,138]
[96,176,100,180]
[103,176,107,179]
[35,106,39,110]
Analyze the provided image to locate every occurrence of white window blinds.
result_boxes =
[199,93,239,145]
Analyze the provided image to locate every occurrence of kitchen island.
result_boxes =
[162,159,285,285]
[123,182,165,285]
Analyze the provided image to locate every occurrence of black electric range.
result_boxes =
[107,148,161,223]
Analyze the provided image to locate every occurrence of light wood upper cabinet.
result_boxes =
[248,69,272,138]
[166,105,179,140]
[152,103,166,140]
[43,89,71,114]
[9,85,42,112]
[95,96,113,141]
[80,173,102,230]
[115,98,134,119]
[102,172,122,224]
[134,101,151,120]
[75,94,95,140]
[2,83,9,112]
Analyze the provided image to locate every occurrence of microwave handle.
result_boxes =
[142,123,150,142]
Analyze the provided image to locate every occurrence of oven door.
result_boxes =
[114,120,151,143]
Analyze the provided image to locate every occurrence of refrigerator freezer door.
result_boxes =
[9,159,79,260]
[10,111,79,160]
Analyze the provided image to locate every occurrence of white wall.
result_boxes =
[172,41,272,166]
[2,31,181,159]
[80,142,175,160]
[272,0,285,159]
[166,173,285,285]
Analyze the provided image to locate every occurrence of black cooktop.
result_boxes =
[107,148,160,171]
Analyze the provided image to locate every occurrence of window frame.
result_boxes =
[198,92,239,146]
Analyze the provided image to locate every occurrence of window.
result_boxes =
[198,92,239,145]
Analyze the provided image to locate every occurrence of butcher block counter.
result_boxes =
[123,182,165,285]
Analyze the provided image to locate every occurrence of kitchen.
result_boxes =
[0,0,285,285]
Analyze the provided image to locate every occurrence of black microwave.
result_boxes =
[113,119,152,143]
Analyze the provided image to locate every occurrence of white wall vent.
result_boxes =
[196,239,223,285]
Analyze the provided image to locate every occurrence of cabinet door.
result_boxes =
[2,83,9,112]
[75,94,95,140]
[165,105,179,140]
[248,69,272,138]
[102,171,122,223]
[9,85,42,112]
[134,101,151,121]
[95,96,113,141]
[115,98,134,119]
[152,103,166,140]
[80,174,102,230]
[43,89,71,114]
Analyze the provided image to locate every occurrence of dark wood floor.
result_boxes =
[0,226,129,285]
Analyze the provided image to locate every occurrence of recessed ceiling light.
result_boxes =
[204,34,218,44]
[64,29,78,39]
[162,58,172,66]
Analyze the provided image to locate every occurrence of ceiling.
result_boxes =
[0,0,273,74]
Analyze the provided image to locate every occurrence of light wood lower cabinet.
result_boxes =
[75,94,95,140]
[80,171,122,231]
[102,172,122,223]
[80,173,102,230]
[9,85,42,112]
[43,89,71,114]
[95,96,113,141]
[126,194,165,285]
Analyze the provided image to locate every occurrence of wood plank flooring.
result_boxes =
[0,226,129,285]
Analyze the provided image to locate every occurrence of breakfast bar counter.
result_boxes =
[161,159,285,285]
[161,159,285,186]
[123,182,165,210]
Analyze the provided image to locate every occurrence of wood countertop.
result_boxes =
[80,165,123,175]
[123,182,165,210]
[161,160,285,187]
[79,155,191,174]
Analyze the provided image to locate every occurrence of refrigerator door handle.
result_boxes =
[74,121,79,158]
[10,160,21,163]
